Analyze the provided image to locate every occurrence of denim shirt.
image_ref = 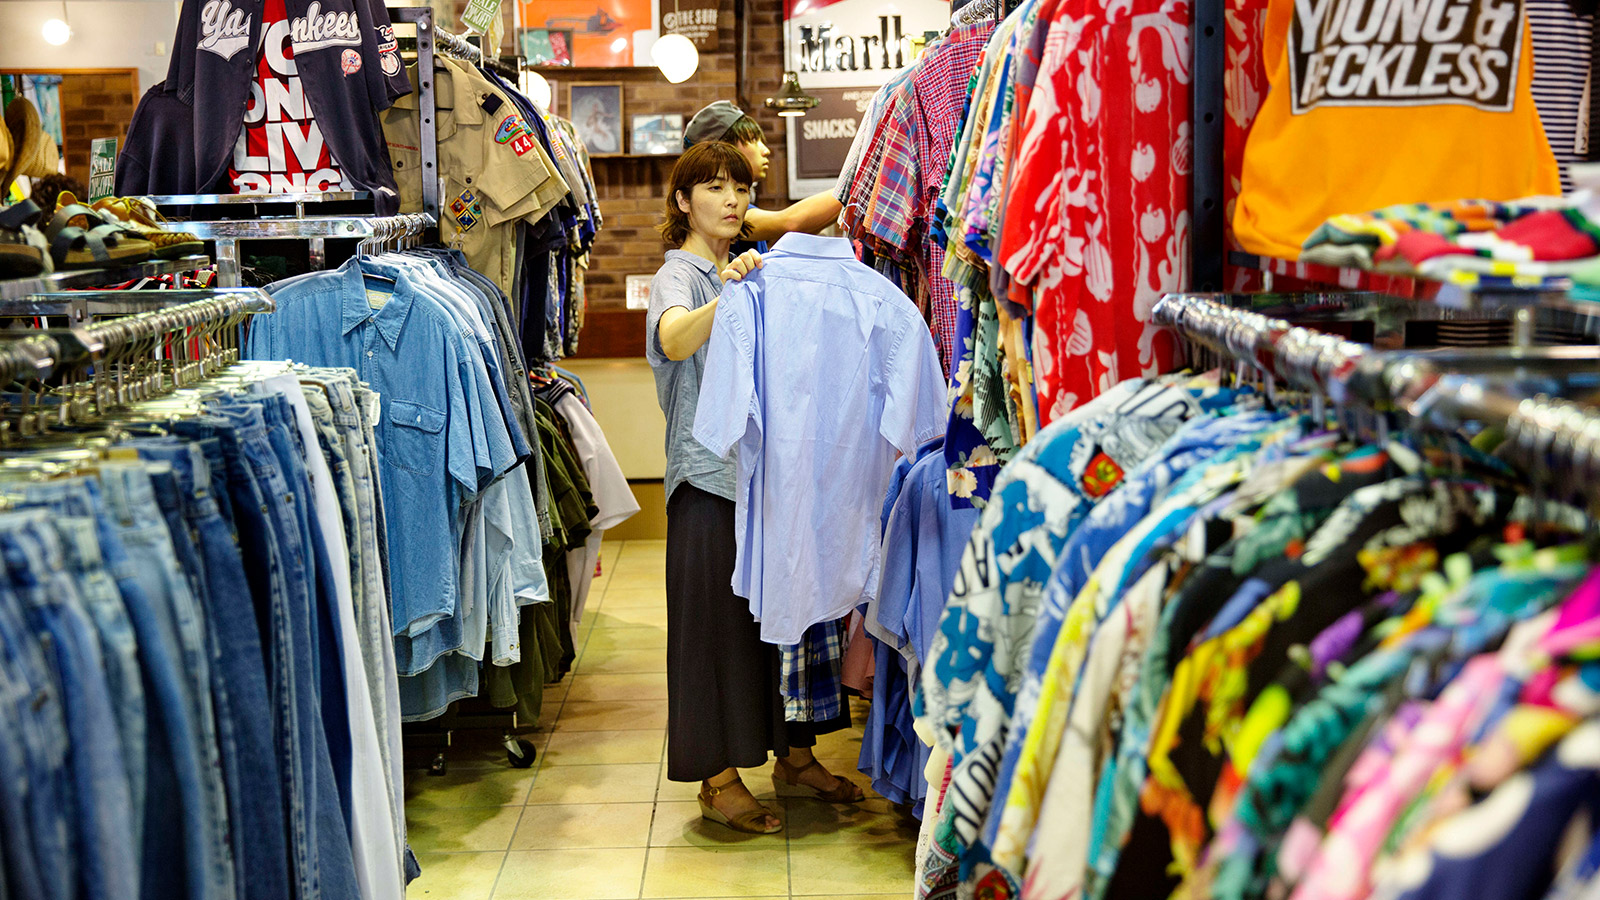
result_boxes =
[247,258,504,672]
[693,233,947,645]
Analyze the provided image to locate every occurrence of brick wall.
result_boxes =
[437,0,795,354]
[56,71,138,188]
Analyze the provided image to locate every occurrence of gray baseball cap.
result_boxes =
[683,101,746,149]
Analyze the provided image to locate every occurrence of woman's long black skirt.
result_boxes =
[664,484,847,783]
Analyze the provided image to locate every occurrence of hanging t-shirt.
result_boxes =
[1233,0,1563,259]
[229,0,351,193]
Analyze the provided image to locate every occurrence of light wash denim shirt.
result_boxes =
[248,258,515,674]
[693,233,947,645]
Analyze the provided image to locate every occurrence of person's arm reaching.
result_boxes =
[743,191,844,243]
[657,250,764,361]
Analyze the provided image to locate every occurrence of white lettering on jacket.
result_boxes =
[289,1,362,53]
[199,0,252,61]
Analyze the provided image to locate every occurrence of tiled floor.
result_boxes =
[404,540,920,900]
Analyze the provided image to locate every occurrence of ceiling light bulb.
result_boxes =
[41,18,71,45]
[651,33,698,84]
[527,72,552,111]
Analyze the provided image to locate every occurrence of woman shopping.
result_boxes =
[646,141,864,835]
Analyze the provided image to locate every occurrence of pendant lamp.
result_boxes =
[765,71,819,117]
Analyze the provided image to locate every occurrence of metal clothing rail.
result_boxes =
[1153,291,1600,504]
[0,287,273,324]
[175,213,437,286]
[0,289,274,385]
[433,25,518,78]
[0,255,213,302]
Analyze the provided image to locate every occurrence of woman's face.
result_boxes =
[678,170,751,242]
[737,139,771,182]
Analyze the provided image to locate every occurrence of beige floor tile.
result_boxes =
[566,672,669,702]
[590,606,669,630]
[556,700,670,732]
[526,763,661,805]
[603,570,670,592]
[542,677,574,703]
[782,798,921,846]
[409,851,506,900]
[406,767,539,809]
[407,805,525,853]
[582,628,668,652]
[577,647,668,675]
[541,729,665,766]
[648,799,782,848]
[599,588,667,609]
[788,837,917,895]
[641,845,790,898]
[493,848,647,900]
[810,729,866,758]
[510,801,656,850]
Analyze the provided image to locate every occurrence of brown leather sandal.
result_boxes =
[772,757,866,803]
[697,779,783,834]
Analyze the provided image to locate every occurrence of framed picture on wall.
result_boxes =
[625,275,652,310]
[518,0,654,67]
[519,28,574,66]
[630,114,683,155]
[568,83,625,156]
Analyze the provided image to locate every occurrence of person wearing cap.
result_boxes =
[682,101,843,249]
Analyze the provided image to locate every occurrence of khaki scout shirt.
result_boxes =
[382,57,569,298]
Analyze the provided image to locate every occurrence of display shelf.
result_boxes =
[0,255,212,302]
[590,153,683,160]
[524,65,665,76]
[176,217,391,240]
[146,192,371,205]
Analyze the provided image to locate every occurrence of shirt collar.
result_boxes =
[339,258,418,350]
[772,233,855,259]
[665,249,722,280]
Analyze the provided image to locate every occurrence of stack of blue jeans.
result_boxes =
[0,365,406,900]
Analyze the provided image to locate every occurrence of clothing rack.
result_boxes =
[952,0,1000,25]
[1154,291,1600,502]
[154,213,437,287]
[432,25,518,78]
[0,255,213,302]
[0,286,269,324]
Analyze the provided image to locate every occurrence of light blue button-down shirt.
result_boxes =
[693,232,947,645]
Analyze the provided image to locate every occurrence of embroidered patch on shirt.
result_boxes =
[1081,451,1125,498]
[495,114,527,143]
[451,188,482,232]
[340,48,361,75]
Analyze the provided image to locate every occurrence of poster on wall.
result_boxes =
[662,0,722,50]
[781,0,949,198]
[518,0,655,67]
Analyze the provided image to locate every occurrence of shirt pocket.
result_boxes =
[387,399,446,477]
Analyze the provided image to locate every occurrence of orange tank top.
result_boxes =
[1233,0,1562,259]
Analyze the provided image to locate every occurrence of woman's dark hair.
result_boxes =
[720,115,765,146]
[657,142,755,248]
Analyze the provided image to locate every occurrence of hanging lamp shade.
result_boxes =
[652,33,699,84]
[765,71,819,117]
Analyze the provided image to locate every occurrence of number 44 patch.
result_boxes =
[494,113,537,157]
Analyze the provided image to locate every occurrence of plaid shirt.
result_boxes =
[914,22,995,375]
[779,618,847,723]
[863,75,921,253]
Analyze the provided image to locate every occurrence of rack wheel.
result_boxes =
[429,753,447,776]
[505,737,536,769]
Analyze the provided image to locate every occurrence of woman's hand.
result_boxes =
[720,249,764,283]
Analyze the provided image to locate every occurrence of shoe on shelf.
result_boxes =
[0,199,51,279]
[772,756,866,803]
[93,196,205,260]
[697,779,783,834]
[46,193,156,270]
